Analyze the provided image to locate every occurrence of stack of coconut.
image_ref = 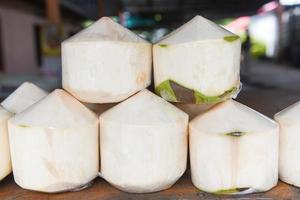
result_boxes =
[0,15,299,195]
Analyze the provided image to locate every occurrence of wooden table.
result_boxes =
[0,172,297,200]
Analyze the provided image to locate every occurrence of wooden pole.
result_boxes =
[46,0,61,24]
[98,0,104,18]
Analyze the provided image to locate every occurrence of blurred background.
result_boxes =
[0,0,300,115]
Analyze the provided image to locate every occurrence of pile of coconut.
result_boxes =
[0,15,294,195]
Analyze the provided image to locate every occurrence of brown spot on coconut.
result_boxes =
[136,71,148,85]
[169,80,195,103]
[45,128,54,147]
[42,157,60,179]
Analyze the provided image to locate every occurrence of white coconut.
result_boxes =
[154,15,241,104]
[62,17,152,103]
[274,101,300,187]
[8,89,99,193]
[189,100,278,194]
[1,82,48,114]
[0,106,13,181]
[99,89,188,193]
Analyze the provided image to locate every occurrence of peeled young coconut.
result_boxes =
[154,15,241,104]
[1,82,48,114]
[8,89,99,193]
[62,17,152,103]
[189,100,278,194]
[100,89,188,193]
[274,101,300,187]
[0,106,13,181]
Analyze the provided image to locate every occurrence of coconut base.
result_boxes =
[63,86,139,103]
[15,176,96,193]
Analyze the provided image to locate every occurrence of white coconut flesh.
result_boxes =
[274,101,300,187]
[99,89,188,193]
[62,17,152,103]
[189,100,278,194]
[0,107,13,181]
[1,82,48,114]
[154,15,241,104]
[8,89,99,193]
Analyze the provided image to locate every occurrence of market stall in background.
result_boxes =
[0,0,300,113]
[1,0,300,199]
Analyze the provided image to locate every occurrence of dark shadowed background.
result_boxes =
[0,0,300,117]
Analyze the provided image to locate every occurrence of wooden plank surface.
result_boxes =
[0,172,297,200]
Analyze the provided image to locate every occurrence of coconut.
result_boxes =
[274,101,300,187]
[8,89,99,193]
[154,15,241,104]
[99,89,188,193]
[0,106,13,181]
[62,17,152,103]
[189,100,278,194]
[1,82,48,114]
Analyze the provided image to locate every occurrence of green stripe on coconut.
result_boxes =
[18,124,30,128]
[158,44,168,48]
[225,131,246,137]
[155,80,177,102]
[213,187,250,195]
[155,80,237,104]
[223,35,240,42]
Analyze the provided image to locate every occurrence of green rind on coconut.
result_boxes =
[194,91,220,104]
[18,124,30,128]
[158,44,168,48]
[223,35,240,42]
[212,187,250,195]
[225,131,246,137]
[155,80,177,102]
[155,80,237,104]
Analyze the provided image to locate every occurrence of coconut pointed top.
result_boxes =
[1,82,48,114]
[10,89,97,128]
[65,17,148,43]
[190,100,278,133]
[274,101,300,123]
[157,15,237,45]
[100,89,188,126]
